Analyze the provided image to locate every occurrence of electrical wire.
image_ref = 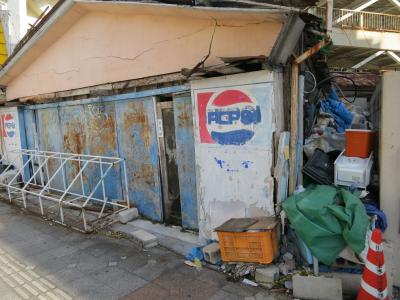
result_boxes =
[304,70,317,94]
[316,74,358,103]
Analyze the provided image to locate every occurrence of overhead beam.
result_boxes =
[387,51,400,64]
[352,50,385,68]
[333,0,380,24]
[388,0,400,12]
[331,28,400,51]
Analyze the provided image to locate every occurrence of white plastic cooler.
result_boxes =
[334,150,373,189]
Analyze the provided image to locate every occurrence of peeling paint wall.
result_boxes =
[191,70,277,241]
[5,6,282,101]
[25,96,162,221]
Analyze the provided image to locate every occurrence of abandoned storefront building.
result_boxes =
[0,0,399,298]
[0,0,295,240]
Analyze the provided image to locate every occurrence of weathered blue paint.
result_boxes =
[115,97,163,221]
[22,109,36,181]
[59,105,90,195]
[241,160,253,168]
[35,108,64,189]
[211,130,255,146]
[25,85,190,111]
[82,103,122,201]
[22,87,198,225]
[173,94,198,230]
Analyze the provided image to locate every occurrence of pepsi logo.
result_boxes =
[198,89,261,145]
[1,113,16,138]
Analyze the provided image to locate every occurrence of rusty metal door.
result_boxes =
[82,103,122,201]
[173,94,198,230]
[157,101,181,226]
[115,97,163,222]
[59,105,89,194]
[35,108,65,190]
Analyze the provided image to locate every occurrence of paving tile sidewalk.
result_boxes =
[0,202,290,300]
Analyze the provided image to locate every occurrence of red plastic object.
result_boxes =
[345,129,375,158]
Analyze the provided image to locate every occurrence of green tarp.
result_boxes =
[282,185,369,265]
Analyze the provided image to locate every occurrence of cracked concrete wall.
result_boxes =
[5,9,282,101]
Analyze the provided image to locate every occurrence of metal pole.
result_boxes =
[123,160,130,208]
[298,74,305,186]
[60,153,67,190]
[58,158,96,203]
[79,155,85,196]
[289,63,299,195]
[82,164,113,207]
[98,157,107,218]
[38,155,77,196]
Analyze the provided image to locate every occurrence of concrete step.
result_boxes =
[112,219,202,256]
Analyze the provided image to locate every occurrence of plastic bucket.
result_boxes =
[345,129,375,158]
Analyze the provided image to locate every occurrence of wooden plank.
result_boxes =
[289,63,298,195]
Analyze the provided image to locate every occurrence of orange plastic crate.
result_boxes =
[345,129,375,158]
[217,228,279,264]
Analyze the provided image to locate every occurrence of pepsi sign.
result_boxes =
[197,89,261,145]
[1,113,16,138]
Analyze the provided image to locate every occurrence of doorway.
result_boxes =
[156,100,182,226]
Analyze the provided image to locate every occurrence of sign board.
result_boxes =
[191,70,277,241]
[0,107,24,170]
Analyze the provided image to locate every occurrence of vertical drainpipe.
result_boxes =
[288,39,330,195]
[297,74,305,187]
[326,0,334,33]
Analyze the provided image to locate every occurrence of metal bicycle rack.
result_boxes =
[0,149,130,232]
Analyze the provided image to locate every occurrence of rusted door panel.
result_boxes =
[36,108,64,190]
[59,105,89,195]
[115,97,162,221]
[83,103,122,201]
[173,94,198,230]
[23,109,37,181]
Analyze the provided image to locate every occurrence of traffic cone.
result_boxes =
[357,228,388,300]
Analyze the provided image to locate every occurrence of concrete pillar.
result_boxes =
[8,0,27,48]
[380,70,400,288]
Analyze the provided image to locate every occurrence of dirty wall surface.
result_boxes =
[191,70,277,241]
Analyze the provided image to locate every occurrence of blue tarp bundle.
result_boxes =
[364,203,388,232]
[320,90,353,133]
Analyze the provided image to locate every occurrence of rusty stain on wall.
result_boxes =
[115,97,162,221]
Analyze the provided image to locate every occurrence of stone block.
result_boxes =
[293,274,342,300]
[130,229,158,248]
[255,265,279,286]
[202,243,221,264]
[118,208,139,224]
[331,272,361,297]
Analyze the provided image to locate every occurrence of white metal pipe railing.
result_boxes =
[0,149,130,232]
[310,7,400,33]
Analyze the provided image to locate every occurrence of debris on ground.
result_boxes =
[118,207,139,224]
[278,252,296,276]
[202,242,221,265]
[242,278,258,287]
[255,265,280,288]
[222,263,257,282]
